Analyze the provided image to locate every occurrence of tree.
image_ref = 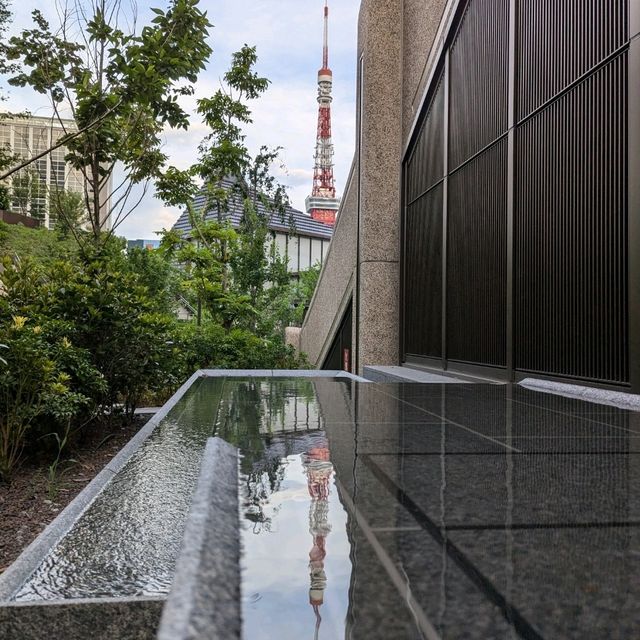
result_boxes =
[10,168,45,219]
[0,0,17,210]
[49,188,87,236]
[157,46,294,335]
[0,0,14,84]
[3,0,212,244]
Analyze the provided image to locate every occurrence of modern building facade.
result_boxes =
[300,0,640,394]
[172,178,334,275]
[0,114,111,230]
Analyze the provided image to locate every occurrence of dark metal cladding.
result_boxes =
[401,0,632,389]
[448,0,510,171]
[517,0,628,121]
[322,301,353,371]
[448,139,508,367]
[515,55,629,384]
[406,76,445,204]
[404,184,443,358]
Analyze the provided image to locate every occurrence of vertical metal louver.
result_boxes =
[517,0,628,121]
[447,139,508,367]
[514,56,628,383]
[404,185,443,358]
[448,0,509,170]
[406,77,445,203]
[401,0,631,387]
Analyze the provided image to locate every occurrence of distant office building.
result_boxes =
[173,177,334,275]
[0,114,111,230]
[127,239,161,251]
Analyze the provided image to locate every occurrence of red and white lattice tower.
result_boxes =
[305,0,341,226]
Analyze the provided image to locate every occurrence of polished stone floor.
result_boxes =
[313,381,640,639]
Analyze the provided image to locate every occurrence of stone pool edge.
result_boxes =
[0,370,203,602]
[0,596,164,640]
[157,437,240,640]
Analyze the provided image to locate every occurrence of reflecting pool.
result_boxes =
[11,376,640,639]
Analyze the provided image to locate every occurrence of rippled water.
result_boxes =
[15,377,220,600]
[14,376,352,612]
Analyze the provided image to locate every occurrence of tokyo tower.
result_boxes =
[305,1,341,226]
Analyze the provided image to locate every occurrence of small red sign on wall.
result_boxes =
[342,348,351,373]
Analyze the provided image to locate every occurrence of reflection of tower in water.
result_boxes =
[302,445,334,640]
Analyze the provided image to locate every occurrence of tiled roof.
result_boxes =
[171,177,334,241]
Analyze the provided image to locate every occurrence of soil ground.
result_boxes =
[0,416,149,574]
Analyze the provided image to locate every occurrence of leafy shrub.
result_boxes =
[0,315,102,481]
[175,322,308,372]
[0,227,311,479]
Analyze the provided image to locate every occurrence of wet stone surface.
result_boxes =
[11,378,640,639]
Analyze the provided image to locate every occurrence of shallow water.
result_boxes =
[14,376,352,617]
[15,377,220,600]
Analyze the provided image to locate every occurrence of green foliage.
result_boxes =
[160,214,253,329]
[4,0,212,241]
[125,246,182,315]
[49,188,87,237]
[0,251,172,479]
[0,32,316,480]
[0,314,100,481]
[0,220,79,265]
[158,47,296,338]
[0,221,311,480]
[174,322,307,373]
[0,186,9,210]
[0,0,17,95]
[36,254,179,416]
[290,263,321,327]
[0,2,19,208]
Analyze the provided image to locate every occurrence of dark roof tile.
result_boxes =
[171,177,334,240]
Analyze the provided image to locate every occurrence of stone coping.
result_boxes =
[157,438,240,640]
[363,365,471,384]
[519,377,640,411]
[199,368,369,381]
[0,596,164,640]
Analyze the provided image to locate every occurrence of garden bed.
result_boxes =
[0,416,149,574]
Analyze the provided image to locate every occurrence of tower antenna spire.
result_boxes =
[323,0,329,70]
[306,1,341,226]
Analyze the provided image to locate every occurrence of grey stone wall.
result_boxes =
[355,0,403,371]
[0,597,163,640]
[157,438,240,640]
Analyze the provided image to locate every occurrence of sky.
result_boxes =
[2,0,361,238]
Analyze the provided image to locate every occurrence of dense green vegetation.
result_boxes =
[0,2,321,483]
[0,227,315,481]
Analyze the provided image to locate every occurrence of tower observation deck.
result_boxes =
[306,1,341,226]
